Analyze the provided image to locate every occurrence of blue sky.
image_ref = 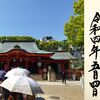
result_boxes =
[0,0,74,41]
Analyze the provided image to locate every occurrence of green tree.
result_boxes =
[58,40,69,51]
[74,0,84,15]
[64,0,84,50]
[39,41,59,51]
[0,36,36,41]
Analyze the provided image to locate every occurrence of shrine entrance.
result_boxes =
[9,58,26,69]
[0,41,75,80]
[27,62,39,74]
[0,49,71,76]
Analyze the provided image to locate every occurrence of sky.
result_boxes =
[0,0,74,41]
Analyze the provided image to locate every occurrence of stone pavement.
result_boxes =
[36,80,83,100]
[37,80,81,86]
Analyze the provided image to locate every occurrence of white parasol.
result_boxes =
[0,76,44,95]
[5,67,30,77]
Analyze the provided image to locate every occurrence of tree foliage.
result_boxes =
[0,36,36,41]
[64,0,84,49]
[74,0,84,15]
[39,41,59,52]
[58,40,69,51]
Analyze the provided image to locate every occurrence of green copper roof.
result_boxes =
[50,52,75,60]
[0,41,52,54]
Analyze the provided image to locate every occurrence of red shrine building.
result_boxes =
[0,41,75,78]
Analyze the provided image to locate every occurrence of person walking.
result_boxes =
[61,70,67,84]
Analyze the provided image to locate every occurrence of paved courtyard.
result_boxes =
[37,80,84,100]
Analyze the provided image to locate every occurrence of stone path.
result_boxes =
[37,80,81,86]
[36,80,83,100]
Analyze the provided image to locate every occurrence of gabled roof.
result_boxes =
[0,41,53,54]
[50,52,75,60]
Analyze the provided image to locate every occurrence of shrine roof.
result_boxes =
[0,41,53,54]
[50,51,75,60]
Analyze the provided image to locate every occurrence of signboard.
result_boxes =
[85,0,100,99]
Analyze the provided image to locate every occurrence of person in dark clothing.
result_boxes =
[61,70,67,84]
[2,77,10,100]
[17,93,23,100]
[8,93,14,100]
[8,92,23,100]
[2,88,10,100]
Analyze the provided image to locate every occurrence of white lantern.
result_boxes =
[37,62,42,67]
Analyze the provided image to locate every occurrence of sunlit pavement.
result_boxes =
[36,80,83,100]
[37,80,81,86]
